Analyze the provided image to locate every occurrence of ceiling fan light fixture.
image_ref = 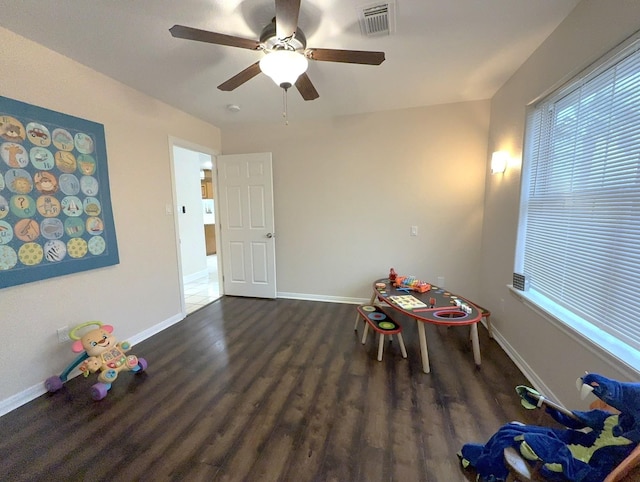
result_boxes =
[259,50,308,89]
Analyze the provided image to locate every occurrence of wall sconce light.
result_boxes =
[491,151,508,174]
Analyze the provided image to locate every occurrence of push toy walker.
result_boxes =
[45,321,148,401]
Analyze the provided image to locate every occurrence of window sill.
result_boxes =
[507,285,640,377]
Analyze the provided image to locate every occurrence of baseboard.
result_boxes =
[0,384,46,418]
[489,325,558,405]
[183,268,208,284]
[277,292,368,305]
[0,312,185,418]
[128,312,184,346]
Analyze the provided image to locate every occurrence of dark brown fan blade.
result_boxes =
[275,0,301,40]
[295,73,319,101]
[169,25,260,50]
[217,62,262,91]
[306,48,385,65]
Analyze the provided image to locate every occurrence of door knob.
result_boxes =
[266,232,275,238]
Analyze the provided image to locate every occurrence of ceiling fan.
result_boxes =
[169,0,386,101]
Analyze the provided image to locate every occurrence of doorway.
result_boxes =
[169,138,222,315]
[183,253,220,314]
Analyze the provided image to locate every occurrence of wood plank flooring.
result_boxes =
[0,297,542,481]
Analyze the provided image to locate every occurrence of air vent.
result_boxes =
[358,2,396,36]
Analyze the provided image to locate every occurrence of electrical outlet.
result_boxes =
[410,225,418,236]
[57,326,70,343]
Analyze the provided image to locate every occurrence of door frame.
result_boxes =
[168,136,222,315]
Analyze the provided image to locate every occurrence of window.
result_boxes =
[515,34,640,366]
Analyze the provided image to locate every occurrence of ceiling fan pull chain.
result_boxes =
[282,87,289,125]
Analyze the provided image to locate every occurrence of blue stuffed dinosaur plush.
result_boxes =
[459,373,640,482]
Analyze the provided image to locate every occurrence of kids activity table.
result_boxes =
[369,278,483,373]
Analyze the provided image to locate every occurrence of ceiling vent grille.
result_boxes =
[358,2,395,37]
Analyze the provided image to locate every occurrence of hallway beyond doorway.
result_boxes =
[184,255,220,313]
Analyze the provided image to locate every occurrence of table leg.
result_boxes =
[397,333,408,359]
[416,321,430,373]
[361,323,369,345]
[470,323,481,366]
[377,333,384,361]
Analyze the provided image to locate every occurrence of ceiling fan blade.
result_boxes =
[169,25,260,50]
[295,73,319,101]
[306,48,385,65]
[275,0,301,40]
[217,62,262,91]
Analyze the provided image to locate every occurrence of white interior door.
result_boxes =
[217,152,276,298]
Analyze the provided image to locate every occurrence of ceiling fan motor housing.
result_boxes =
[260,20,306,52]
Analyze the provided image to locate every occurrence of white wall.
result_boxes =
[0,27,221,412]
[173,145,208,281]
[222,101,491,303]
[481,0,640,407]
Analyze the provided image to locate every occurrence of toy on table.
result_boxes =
[393,275,431,293]
[389,294,427,310]
[44,321,147,401]
[459,373,640,482]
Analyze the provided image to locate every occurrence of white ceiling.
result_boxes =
[0,0,580,128]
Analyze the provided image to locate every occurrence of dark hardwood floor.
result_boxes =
[0,297,542,481]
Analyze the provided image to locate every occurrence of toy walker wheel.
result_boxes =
[91,382,110,401]
[136,358,148,372]
[45,376,63,393]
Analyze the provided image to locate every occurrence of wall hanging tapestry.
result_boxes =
[0,95,119,288]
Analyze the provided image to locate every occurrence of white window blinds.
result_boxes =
[519,37,640,351]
